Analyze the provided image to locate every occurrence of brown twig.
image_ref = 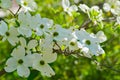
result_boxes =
[15,6,21,16]
[8,9,16,17]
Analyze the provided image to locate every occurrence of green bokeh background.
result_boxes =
[0,0,120,80]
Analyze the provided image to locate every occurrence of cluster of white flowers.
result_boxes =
[62,0,78,16]
[0,12,57,77]
[79,4,103,25]
[0,0,107,78]
[62,0,120,27]
[103,0,120,25]
[103,0,120,15]
[62,0,103,24]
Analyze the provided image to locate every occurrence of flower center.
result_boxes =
[18,59,24,64]
[23,1,28,6]
[85,40,91,45]
[25,47,27,50]
[40,60,45,65]
[5,32,10,36]
[70,42,75,46]
[40,24,44,29]
[111,4,115,8]
[53,32,59,37]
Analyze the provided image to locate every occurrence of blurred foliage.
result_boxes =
[0,0,120,80]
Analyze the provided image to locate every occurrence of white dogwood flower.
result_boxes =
[74,29,106,56]
[62,0,78,16]
[79,5,103,25]
[32,53,57,77]
[103,0,120,15]
[68,38,79,51]
[88,6,103,24]
[35,18,53,36]
[4,46,33,77]
[18,12,41,37]
[0,21,19,46]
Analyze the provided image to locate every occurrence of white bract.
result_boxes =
[96,31,107,43]
[39,34,54,53]
[103,0,120,15]
[103,3,111,12]
[0,0,12,9]
[4,46,33,77]
[74,0,80,4]
[62,0,78,16]
[116,16,120,25]
[18,0,37,12]
[32,53,57,77]
[0,21,19,46]
[19,37,38,54]
[18,12,41,37]
[79,4,89,13]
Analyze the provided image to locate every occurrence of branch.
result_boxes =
[78,17,116,30]
[100,64,120,72]
[8,9,16,17]
[79,19,91,30]
[103,17,116,22]
[15,6,21,16]
[92,59,120,73]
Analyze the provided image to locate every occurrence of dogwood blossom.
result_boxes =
[79,4,103,25]
[103,0,120,15]
[4,46,33,77]
[0,21,19,46]
[18,12,41,37]
[89,6,103,23]
[62,0,78,16]
[35,18,53,36]
[74,29,106,57]
[32,53,57,77]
